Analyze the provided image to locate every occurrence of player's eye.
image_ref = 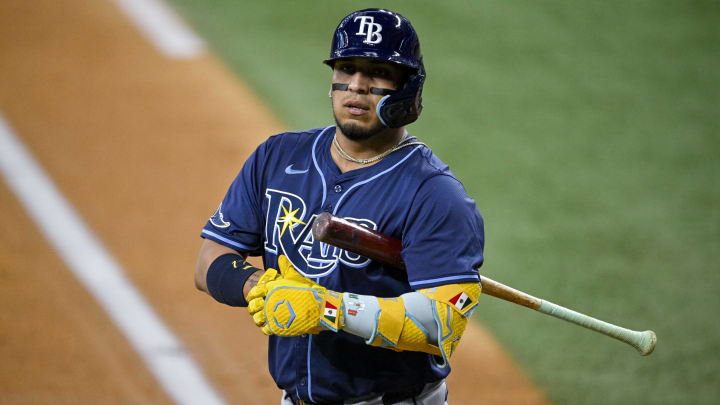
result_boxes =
[338,65,355,75]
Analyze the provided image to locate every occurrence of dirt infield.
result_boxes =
[0,1,548,404]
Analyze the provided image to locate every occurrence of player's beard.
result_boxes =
[333,115,386,141]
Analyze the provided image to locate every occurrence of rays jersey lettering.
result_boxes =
[264,188,376,277]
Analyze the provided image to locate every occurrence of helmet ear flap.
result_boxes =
[377,63,425,128]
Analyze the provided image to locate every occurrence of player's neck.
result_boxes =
[332,127,406,172]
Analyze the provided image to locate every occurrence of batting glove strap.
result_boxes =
[368,297,405,347]
[318,291,343,332]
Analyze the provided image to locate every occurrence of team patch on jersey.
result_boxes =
[449,292,472,311]
[209,203,231,228]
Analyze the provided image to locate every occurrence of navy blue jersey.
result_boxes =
[202,126,484,402]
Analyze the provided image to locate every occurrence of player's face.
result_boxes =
[331,58,406,141]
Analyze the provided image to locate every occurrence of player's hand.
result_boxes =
[248,255,343,336]
[247,258,289,327]
[247,256,319,306]
[247,266,281,327]
[271,255,321,289]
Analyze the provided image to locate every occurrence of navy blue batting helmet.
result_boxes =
[324,8,425,128]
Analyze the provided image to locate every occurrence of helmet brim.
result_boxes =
[323,48,420,71]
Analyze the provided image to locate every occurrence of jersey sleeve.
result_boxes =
[401,174,484,289]
[200,141,269,255]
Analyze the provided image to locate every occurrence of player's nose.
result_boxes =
[347,72,370,94]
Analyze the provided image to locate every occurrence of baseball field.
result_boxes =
[1,0,718,404]
[166,1,720,402]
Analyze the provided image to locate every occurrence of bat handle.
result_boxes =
[538,300,657,356]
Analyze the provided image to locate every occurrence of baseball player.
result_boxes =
[195,9,485,405]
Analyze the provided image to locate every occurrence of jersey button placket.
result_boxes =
[294,338,308,397]
[324,184,342,212]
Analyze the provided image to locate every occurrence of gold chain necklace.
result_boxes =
[333,134,426,165]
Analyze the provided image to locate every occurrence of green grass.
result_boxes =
[168,1,720,403]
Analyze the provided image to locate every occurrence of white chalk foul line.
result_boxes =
[110,0,205,58]
[0,114,225,405]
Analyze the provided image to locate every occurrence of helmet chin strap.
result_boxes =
[331,83,396,96]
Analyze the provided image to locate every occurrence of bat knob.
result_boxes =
[637,330,657,356]
[312,212,332,241]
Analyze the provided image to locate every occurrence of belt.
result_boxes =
[285,392,342,405]
[285,383,426,405]
[290,400,342,405]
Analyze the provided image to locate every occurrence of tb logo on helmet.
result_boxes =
[354,16,382,44]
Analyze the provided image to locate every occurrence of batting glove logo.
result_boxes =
[272,299,296,330]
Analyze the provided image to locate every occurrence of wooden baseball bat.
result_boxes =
[312,212,656,356]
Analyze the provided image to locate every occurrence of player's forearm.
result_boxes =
[195,238,240,292]
[342,292,440,351]
[340,283,481,367]
[243,270,263,299]
[196,239,263,307]
[197,259,258,298]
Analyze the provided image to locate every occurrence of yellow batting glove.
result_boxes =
[252,255,343,336]
[262,286,343,336]
[273,255,320,288]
